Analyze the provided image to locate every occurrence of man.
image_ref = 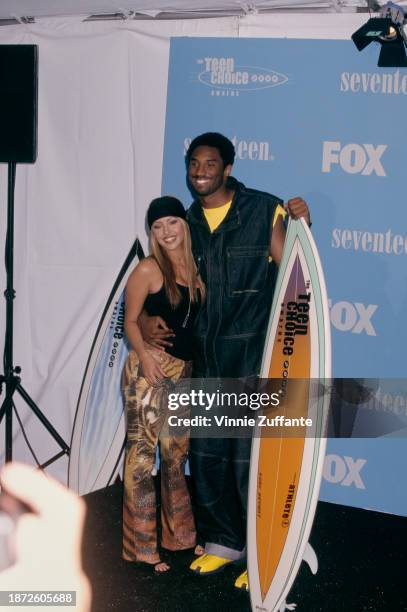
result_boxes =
[144,132,310,588]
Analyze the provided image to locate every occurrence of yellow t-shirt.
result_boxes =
[273,203,286,227]
[269,204,287,262]
[202,200,232,232]
[203,201,286,233]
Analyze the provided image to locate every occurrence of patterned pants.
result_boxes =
[122,349,196,563]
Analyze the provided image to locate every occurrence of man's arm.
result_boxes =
[269,215,286,265]
[269,197,311,264]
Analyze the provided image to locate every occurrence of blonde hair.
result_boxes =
[150,218,205,308]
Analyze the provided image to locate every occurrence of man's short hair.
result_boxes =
[186,132,235,167]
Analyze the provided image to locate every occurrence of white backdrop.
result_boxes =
[0,14,366,482]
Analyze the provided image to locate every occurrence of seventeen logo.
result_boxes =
[323,455,367,489]
[332,227,407,255]
[322,141,387,176]
[340,69,407,95]
[329,300,377,337]
[184,135,274,162]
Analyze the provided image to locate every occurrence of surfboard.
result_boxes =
[68,238,145,495]
[247,218,331,612]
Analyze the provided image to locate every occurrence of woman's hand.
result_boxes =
[140,349,166,386]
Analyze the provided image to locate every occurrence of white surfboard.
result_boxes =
[68,239,144,495]
[248,219,331,611]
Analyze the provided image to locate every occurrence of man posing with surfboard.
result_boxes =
[142,132,310,589]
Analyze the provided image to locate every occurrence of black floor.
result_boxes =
[82,480,407,612]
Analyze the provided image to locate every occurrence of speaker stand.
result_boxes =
[0,162,70,467]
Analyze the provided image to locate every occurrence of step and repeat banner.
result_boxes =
[162,37,407,516]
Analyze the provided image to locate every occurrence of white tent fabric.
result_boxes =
[0,14,365,482]
[0,1,375,20]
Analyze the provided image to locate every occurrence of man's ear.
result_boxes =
[224,164,233,177]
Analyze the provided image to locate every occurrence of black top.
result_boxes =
[144,283,199,361]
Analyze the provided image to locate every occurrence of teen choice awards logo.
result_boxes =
[196,57,288,96]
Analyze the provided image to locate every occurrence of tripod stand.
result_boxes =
[0,162,69,467]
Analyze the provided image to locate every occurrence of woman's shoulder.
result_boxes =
[137,256,161,274]
[127,256,162,287]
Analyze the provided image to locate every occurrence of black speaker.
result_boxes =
[0,45,38,163]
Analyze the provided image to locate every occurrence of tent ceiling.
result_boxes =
[0,0,391,22]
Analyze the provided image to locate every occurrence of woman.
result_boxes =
[122,196,204,573]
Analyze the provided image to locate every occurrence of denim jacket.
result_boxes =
[187,178,283,378]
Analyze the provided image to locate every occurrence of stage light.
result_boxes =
[351,2,407,67]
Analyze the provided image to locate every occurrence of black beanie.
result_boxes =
[147,196,186,229]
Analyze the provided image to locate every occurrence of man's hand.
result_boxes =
[285,197,311,226]
[138,312,174,350]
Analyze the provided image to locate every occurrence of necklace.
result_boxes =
[181,295,191,328]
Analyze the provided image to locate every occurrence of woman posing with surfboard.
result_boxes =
[122,196,205,572]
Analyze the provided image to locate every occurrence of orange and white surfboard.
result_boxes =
[248,218,331,612]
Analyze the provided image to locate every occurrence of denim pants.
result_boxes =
[189,436,251,560]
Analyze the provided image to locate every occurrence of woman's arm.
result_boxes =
[124,259,166,385]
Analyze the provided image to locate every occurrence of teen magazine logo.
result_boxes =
[195,57,288,96]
